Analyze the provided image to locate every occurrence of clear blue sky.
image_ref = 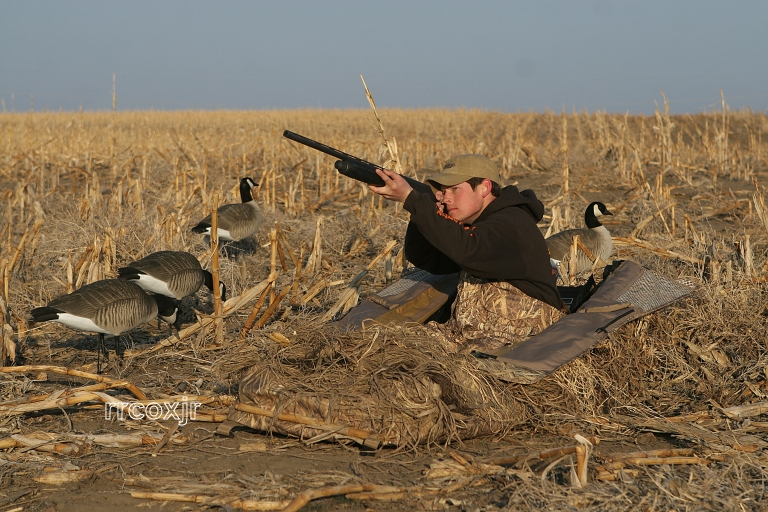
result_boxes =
[1,1,766,114]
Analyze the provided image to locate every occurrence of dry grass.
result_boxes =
[1,106,768,510]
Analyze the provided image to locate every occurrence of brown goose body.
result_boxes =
[30,279,178,373]
[192,177,262,242]
[546,201,613,273]
[118,250,224,300]
[32,280,165,335]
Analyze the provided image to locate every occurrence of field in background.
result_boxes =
[0,105,767,510]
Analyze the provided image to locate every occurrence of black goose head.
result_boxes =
[153,294,179,326]
[239,177,257,203]
[584,201,613,228]
[202,270,227,302]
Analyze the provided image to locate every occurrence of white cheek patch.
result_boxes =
[199,227,235,242]
[160,311,177,325]
[133,274,175,298]
[55,313,111,334]
[593,204,602,217]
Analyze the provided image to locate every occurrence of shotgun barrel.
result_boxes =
[283,130,435,199]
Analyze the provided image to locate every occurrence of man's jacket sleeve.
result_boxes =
[404,222,461,275]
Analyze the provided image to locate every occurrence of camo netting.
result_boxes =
[428,270,566,353]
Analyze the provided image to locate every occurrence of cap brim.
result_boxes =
[426,171,471,188]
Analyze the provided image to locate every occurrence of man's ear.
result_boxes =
[481,179,492,198]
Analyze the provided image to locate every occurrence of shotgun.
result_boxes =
[282,130,435,199]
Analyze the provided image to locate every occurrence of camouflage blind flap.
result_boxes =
[483,261,695,384]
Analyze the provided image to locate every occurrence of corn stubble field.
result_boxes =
[0,104,767,511]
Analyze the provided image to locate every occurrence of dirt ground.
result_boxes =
[3,405,682,512]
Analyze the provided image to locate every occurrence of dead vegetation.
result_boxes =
[0,99,767,510]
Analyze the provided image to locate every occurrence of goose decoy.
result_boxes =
[117,251,226,332]
[30,279,178,373]
[118,250,227,302]
[546,201,613,274]
[191,177,262,242]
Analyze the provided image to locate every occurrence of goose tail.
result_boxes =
[191,222,210,234]
[117,266,142,280]
[30,307,61,323]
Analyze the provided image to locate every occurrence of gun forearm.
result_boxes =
[335,161,435,199]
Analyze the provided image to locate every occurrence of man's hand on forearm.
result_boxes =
[367,168,413,202]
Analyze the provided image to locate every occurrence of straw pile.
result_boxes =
[225,324,528,448]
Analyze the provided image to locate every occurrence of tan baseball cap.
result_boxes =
[426,154,500,188]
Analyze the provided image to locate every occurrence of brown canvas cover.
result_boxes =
[475,260,695,383]
[333,269,459,330]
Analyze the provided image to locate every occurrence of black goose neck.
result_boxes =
[153,294,179,317]
[202,270,226,301]
[584,203,602,229]
[240,179,254,203]
[203,270,214,290]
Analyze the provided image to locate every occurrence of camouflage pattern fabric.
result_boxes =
[429,270,566,353]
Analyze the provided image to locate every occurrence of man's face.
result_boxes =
[439,181,488,224]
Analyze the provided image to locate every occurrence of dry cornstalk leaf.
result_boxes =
[282,483,378,512]
[483,436,600,467]
[210,193,223,345]
[3,434,81,455]
[268,332,290,346]
[238,441,267,452]
[305,216,323,275]
[2,323,15,363]
[321,240,397,322]
[9,219,42,273]
[574,434,593,486]
[240,272,278,338]
[345,484,446,500]
[360,74,402,174]
[275,222,298,267]
[603,448,695,462]
[630,202,673,238]
[1,391,107,415]
[68,432,187,448]
[634,417,765,452]
[346,491,407,501]
[604,456,714,469]
[423,460,504,480]
[752,180,768,230]
[151,420,180,457]
[34,470,93,485]
[722,400,768,420]
[0,365,147,399]
[233,402,380,449]
[130,491,290,511]
[612,236,704,265]
[298,278,329,305]
[252,283,291,330]
[595,468,641,481]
